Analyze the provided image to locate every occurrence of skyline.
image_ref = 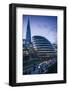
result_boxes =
[23,15,57,44]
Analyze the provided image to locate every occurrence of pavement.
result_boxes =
[23,58,57,75]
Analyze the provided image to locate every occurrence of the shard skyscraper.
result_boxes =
[25,19,31,46]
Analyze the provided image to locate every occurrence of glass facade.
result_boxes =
[25,19,31,47]
[32,36,56,60]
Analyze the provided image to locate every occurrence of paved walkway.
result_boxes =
[25,58,57,74]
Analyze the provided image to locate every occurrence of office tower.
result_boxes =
[26,19,31,46]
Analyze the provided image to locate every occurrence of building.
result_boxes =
[53,43,57,52]
[32,36,56,61]
[23,19,38,74]
[25,19,31,47]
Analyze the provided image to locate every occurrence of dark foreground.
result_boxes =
[23,58,57,75]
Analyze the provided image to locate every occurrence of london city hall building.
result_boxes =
[32,36,56,61]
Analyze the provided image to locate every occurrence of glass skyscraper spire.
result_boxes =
[26,19,31,45]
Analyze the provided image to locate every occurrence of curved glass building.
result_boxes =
[32,36,56,60]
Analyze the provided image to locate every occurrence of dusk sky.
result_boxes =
[23,15,57,44]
